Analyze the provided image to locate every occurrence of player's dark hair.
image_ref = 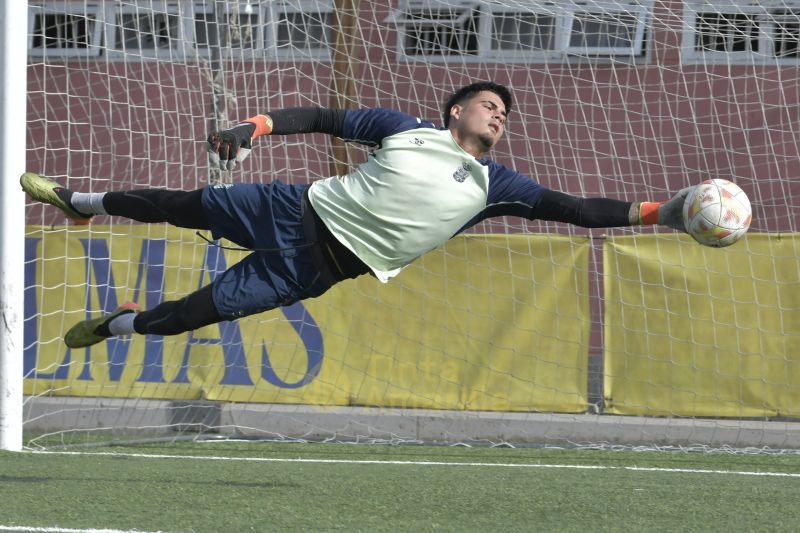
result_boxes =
[442,82,513,127]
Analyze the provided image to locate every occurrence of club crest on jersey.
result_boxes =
[453,162,472,183]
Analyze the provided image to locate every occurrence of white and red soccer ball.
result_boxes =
[683,179,752,248]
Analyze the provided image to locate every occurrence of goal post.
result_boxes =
[18,0,800,450]
[0,0,28,452]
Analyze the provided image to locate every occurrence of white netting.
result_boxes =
[21,0,800,449]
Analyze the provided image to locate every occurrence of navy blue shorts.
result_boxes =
[201,181,331,320]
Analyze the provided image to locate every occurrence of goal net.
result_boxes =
[20,0,800,450]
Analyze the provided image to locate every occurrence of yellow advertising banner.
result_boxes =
[604,233,800,417]
[24,226,591,413]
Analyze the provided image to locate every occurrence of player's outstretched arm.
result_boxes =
[530,187,693,231]
[206,108,347,171]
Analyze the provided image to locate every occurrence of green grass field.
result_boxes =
[2,441,800,532]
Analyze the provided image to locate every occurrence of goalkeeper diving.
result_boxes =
[21,81,690,348]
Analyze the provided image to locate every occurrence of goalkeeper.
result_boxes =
[21,81,689,348]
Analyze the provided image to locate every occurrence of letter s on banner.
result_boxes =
[261,302,323,389]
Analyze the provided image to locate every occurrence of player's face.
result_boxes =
[450,91,508,154]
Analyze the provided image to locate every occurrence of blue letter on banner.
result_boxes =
[75,238,136,382]
[171,241,254,386]
[260,302,324,389]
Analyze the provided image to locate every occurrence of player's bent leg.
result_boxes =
[20,172,94,224]
[133,285,221,336]
[62,286,221,347]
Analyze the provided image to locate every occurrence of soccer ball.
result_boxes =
[683,179,752,247]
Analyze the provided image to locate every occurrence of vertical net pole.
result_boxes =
[0,0,27,452]
[207,0,226,187]
[329,0,362,176]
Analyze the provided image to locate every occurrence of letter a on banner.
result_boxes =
[172,240,254,386]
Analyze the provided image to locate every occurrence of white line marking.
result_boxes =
[0,527,165,533]
[28,450,800,478]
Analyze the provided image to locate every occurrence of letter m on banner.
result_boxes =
[23,236,167,382]
[75,237,167,382]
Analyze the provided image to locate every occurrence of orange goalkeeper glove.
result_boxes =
[639,186,693,232]
[206,114,273,171]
